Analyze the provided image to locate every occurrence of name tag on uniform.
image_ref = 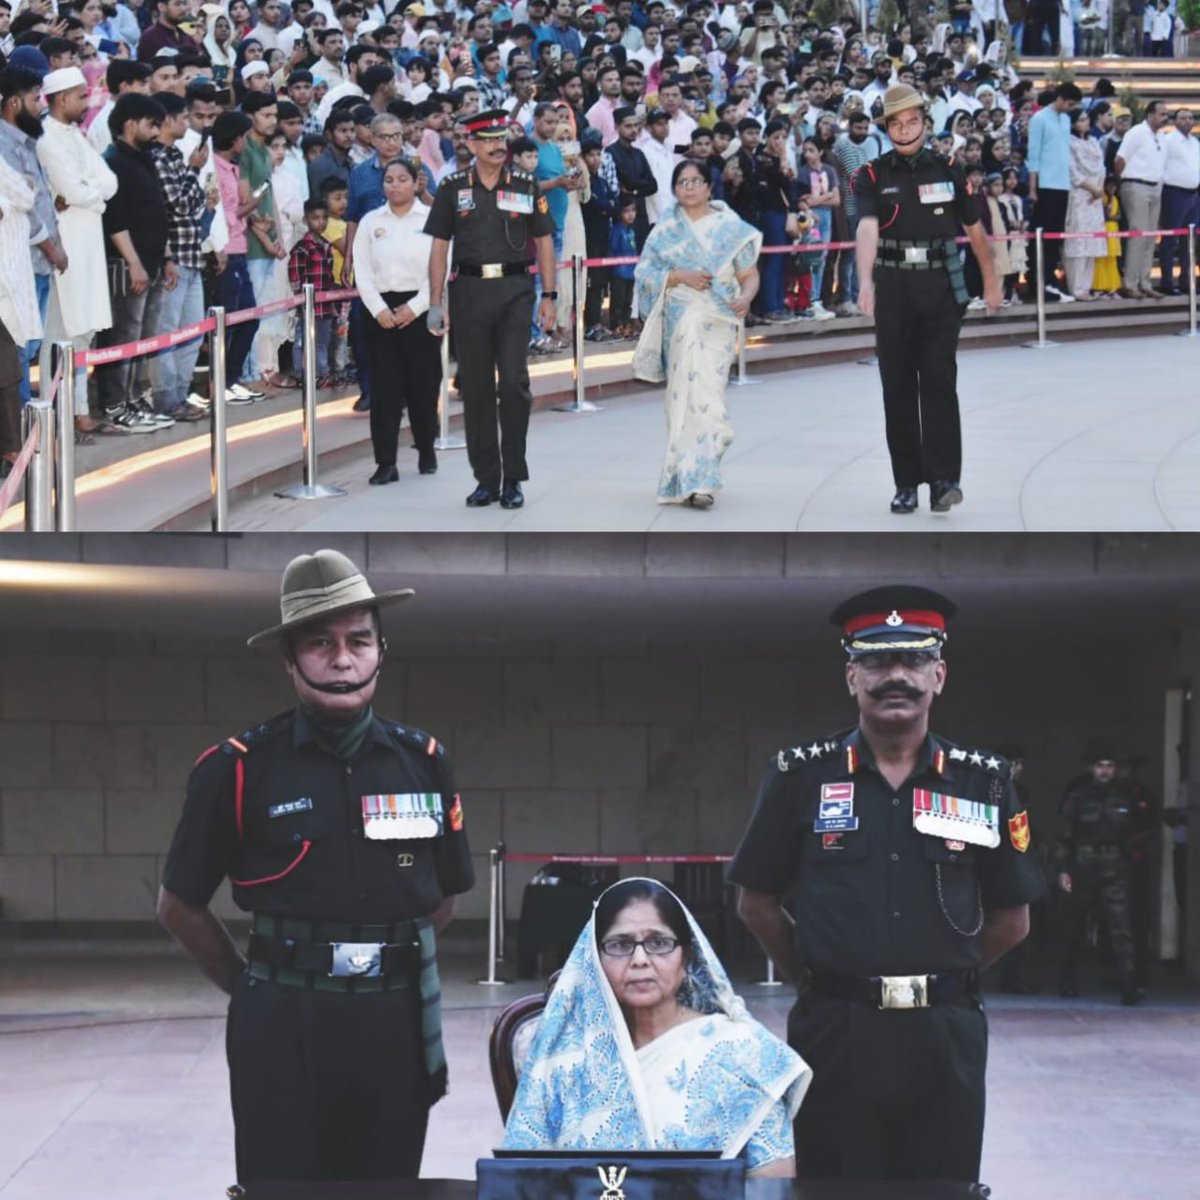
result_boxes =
[361,793,443,841]
[457,188,475,212]
[912,788,1000,848]
[269,797,313,818]
[497,190,534,214]
[814,782,859,832]
[918,182,955,205]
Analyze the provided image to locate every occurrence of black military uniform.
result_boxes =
[728,589,1044,1182]
[1055,744,1152,1004]
[854,129,980,513]
[423,110,556,505]
[161,551,474,1184]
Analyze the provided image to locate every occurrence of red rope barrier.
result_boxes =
[56,225,1198,368]
[81,316,217,367]
[505,853,732,864]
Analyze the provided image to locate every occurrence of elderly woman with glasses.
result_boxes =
[503,878,810,1176]
[633,159,761,510]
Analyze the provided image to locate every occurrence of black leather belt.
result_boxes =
[809,967,979,1009]
[1122,178,1160,187]
[248,930,420,977]
[455,261,531,278]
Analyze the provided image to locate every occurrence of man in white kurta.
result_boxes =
[36,67,119,432]
[0,157,41,469]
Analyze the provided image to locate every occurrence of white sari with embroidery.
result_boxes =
[503,880,810,1171]
[633,202,761,504]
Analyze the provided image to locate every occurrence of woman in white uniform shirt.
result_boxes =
[352,156,442,485]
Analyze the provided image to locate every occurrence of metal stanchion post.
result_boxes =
[496,841,507,965]
[751,951,783,987]
[208,306,230,532]
[478,845,509,985]
[554,255,601,413]
[727,318,757,386]
[55,343,75,531]
[1022,229,1059,350]
[1179,224,1198,339]
[434,334,465,450]
[277,286,347,499]
[22,402,54,531]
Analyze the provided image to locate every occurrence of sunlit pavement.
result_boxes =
[229,335,1200,534]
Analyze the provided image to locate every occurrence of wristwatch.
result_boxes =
[543,291,559,300]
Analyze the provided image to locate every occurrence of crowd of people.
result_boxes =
[0,0,1198,482]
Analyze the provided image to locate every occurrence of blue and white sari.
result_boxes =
[632,203,762,504]
[502,880,810,1171]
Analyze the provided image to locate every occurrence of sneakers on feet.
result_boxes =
[810,302,835,321]
[229,382,265,400]
[224,389,257,406]
[107,404,161,433]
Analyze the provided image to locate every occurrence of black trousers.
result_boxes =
[789,992,987,1181]
[363,291,442,466]
[873,267,964,488]
[448,273,535,489]
[226,972,430,1182]
[609,276,634,328]
[1032,189,1069,291]
[584,264,609,328]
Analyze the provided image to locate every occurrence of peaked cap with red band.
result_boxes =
[464,108,511,139]
[830,586,956,656]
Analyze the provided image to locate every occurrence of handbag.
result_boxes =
[477,1155,745,1200]
[782,190,801,240]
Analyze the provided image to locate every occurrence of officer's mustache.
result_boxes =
[867,680,924,701]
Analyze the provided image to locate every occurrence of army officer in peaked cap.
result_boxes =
[855,85,1002,517]
[158,549,474,1184]
[424,108,559,512]
[729,586,1044,1182]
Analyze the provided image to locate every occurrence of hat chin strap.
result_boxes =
[890,125,925,151]
[288,642,386,695]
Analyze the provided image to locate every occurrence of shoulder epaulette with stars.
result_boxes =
[943,740,1010,777]
[385,721,445,758]
[510,167,534,182]
[775,732,849,773]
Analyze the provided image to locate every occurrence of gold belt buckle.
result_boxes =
[480,263,504,280]
[904,246,929,265]
[879,974,929,1009]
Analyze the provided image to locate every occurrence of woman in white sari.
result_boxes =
[633,161,760,509]
[503,878,811,1175]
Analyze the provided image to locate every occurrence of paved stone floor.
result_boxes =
[227,335,1200,534]
[1,941,1197,1199]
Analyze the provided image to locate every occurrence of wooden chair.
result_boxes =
[488,972,559,1121]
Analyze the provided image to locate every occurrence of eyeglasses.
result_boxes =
[375,131,404,141]
[853,651,939,671]
[600,936,681,958]
[675,177,708,190]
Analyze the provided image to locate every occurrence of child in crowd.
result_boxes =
[1093,176,1123,297]
[999,168,1028,303]
[580,134,618,341]
[301,134,326,165]
[1149,0,1172,56]
[288,199,338,387]
[319,176,352,382]
[982,171,1016,304]
[608,198,639,338]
